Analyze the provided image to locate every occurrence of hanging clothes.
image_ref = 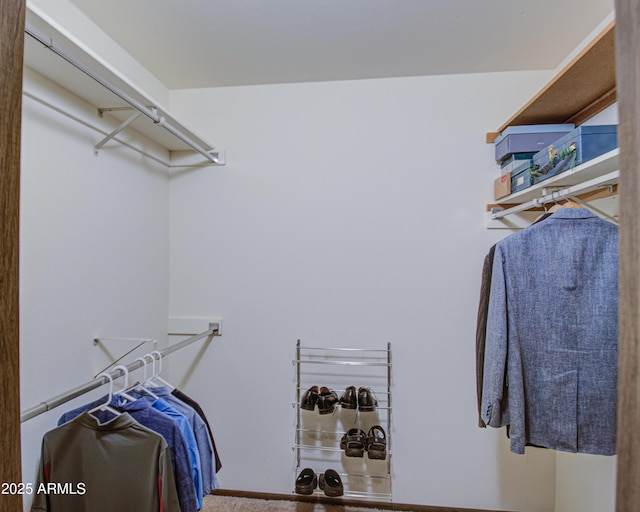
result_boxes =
[42,380,219,512]
[480,208,618,455]
[58,395,199,512]
[475,244,495,429]
[132,393,206,509]
[171,388,222,473]
[138,386,219,494]
[475,212,553,428]
[31,411,181,512]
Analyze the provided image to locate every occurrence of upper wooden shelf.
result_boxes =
[487,21,616,143]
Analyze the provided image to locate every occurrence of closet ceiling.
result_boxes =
[63,0,614,89]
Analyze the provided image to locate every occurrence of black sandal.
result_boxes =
[295,467,317,495]
[319,469,344,497]
[366,425,387,460]
[340,428,367,457]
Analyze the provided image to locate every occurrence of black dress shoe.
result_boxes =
[319,469,344,497]
[366,425,387,460]
[317,387,339,414]
[357,387,378,412]
[295,467,317,495]
[301,386,319,411]
[339,386,357,409]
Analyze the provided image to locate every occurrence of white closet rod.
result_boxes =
[24,22,221,165]
[20,323,220,423]
[491,170,620,221]
[24,89,170,167]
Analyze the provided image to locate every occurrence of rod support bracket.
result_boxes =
[490,207,505,219]
[209,322,221,335]
[208,149,226,166]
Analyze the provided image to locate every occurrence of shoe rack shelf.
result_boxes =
[293,340,393,502]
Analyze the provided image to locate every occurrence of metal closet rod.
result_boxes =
[20,323,220,423]
[24,22,220,165]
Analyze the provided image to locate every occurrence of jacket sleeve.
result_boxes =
[480,243,510,428]
[475,247,495,428]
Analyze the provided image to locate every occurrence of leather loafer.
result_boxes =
[301,386,319,411]
[339,386,357,409]
[295,467,317,495]
[317,387,339,414]
[319,469,344,497]
[358,387,378,412]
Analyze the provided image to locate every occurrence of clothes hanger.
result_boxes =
[149,350,175,390]
[141,354,162,397]
[560,198,582,208]
[143,353,157,386]
[112,365,138,402]
[548,191,564,212]
[88,372,122,418]
[533,199,551,223]
[129,356,160,399]
[567,194,619,225]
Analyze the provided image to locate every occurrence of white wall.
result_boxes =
[167,71,560,511]
[19,68,171,511]
[555,452,617,512]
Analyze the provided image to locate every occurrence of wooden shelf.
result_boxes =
[487,21,616,143]
[485,20,619,230]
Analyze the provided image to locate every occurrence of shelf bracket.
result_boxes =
[491,170,619,220]
[566,194,619,225]
[94,112,142,156]
[488,170,620,229]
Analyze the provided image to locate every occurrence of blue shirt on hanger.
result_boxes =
[145,386,219,493]
[131,392,205,509]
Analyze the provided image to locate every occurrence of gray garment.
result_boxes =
[481,208,618,455]
[31,411,181,512]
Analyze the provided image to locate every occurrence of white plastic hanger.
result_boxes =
[88,372,121,418]
[112,365,138,402]
[140,354,161,399]
[129,356,159,399]
[143,353,158,387]
[150,350,174,390]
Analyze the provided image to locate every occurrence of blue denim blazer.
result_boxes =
[481,208,618,455]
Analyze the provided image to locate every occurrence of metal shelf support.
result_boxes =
[491,170,620,223]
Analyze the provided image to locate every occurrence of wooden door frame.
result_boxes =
[614,0,640,509]
[0,0,26,510]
